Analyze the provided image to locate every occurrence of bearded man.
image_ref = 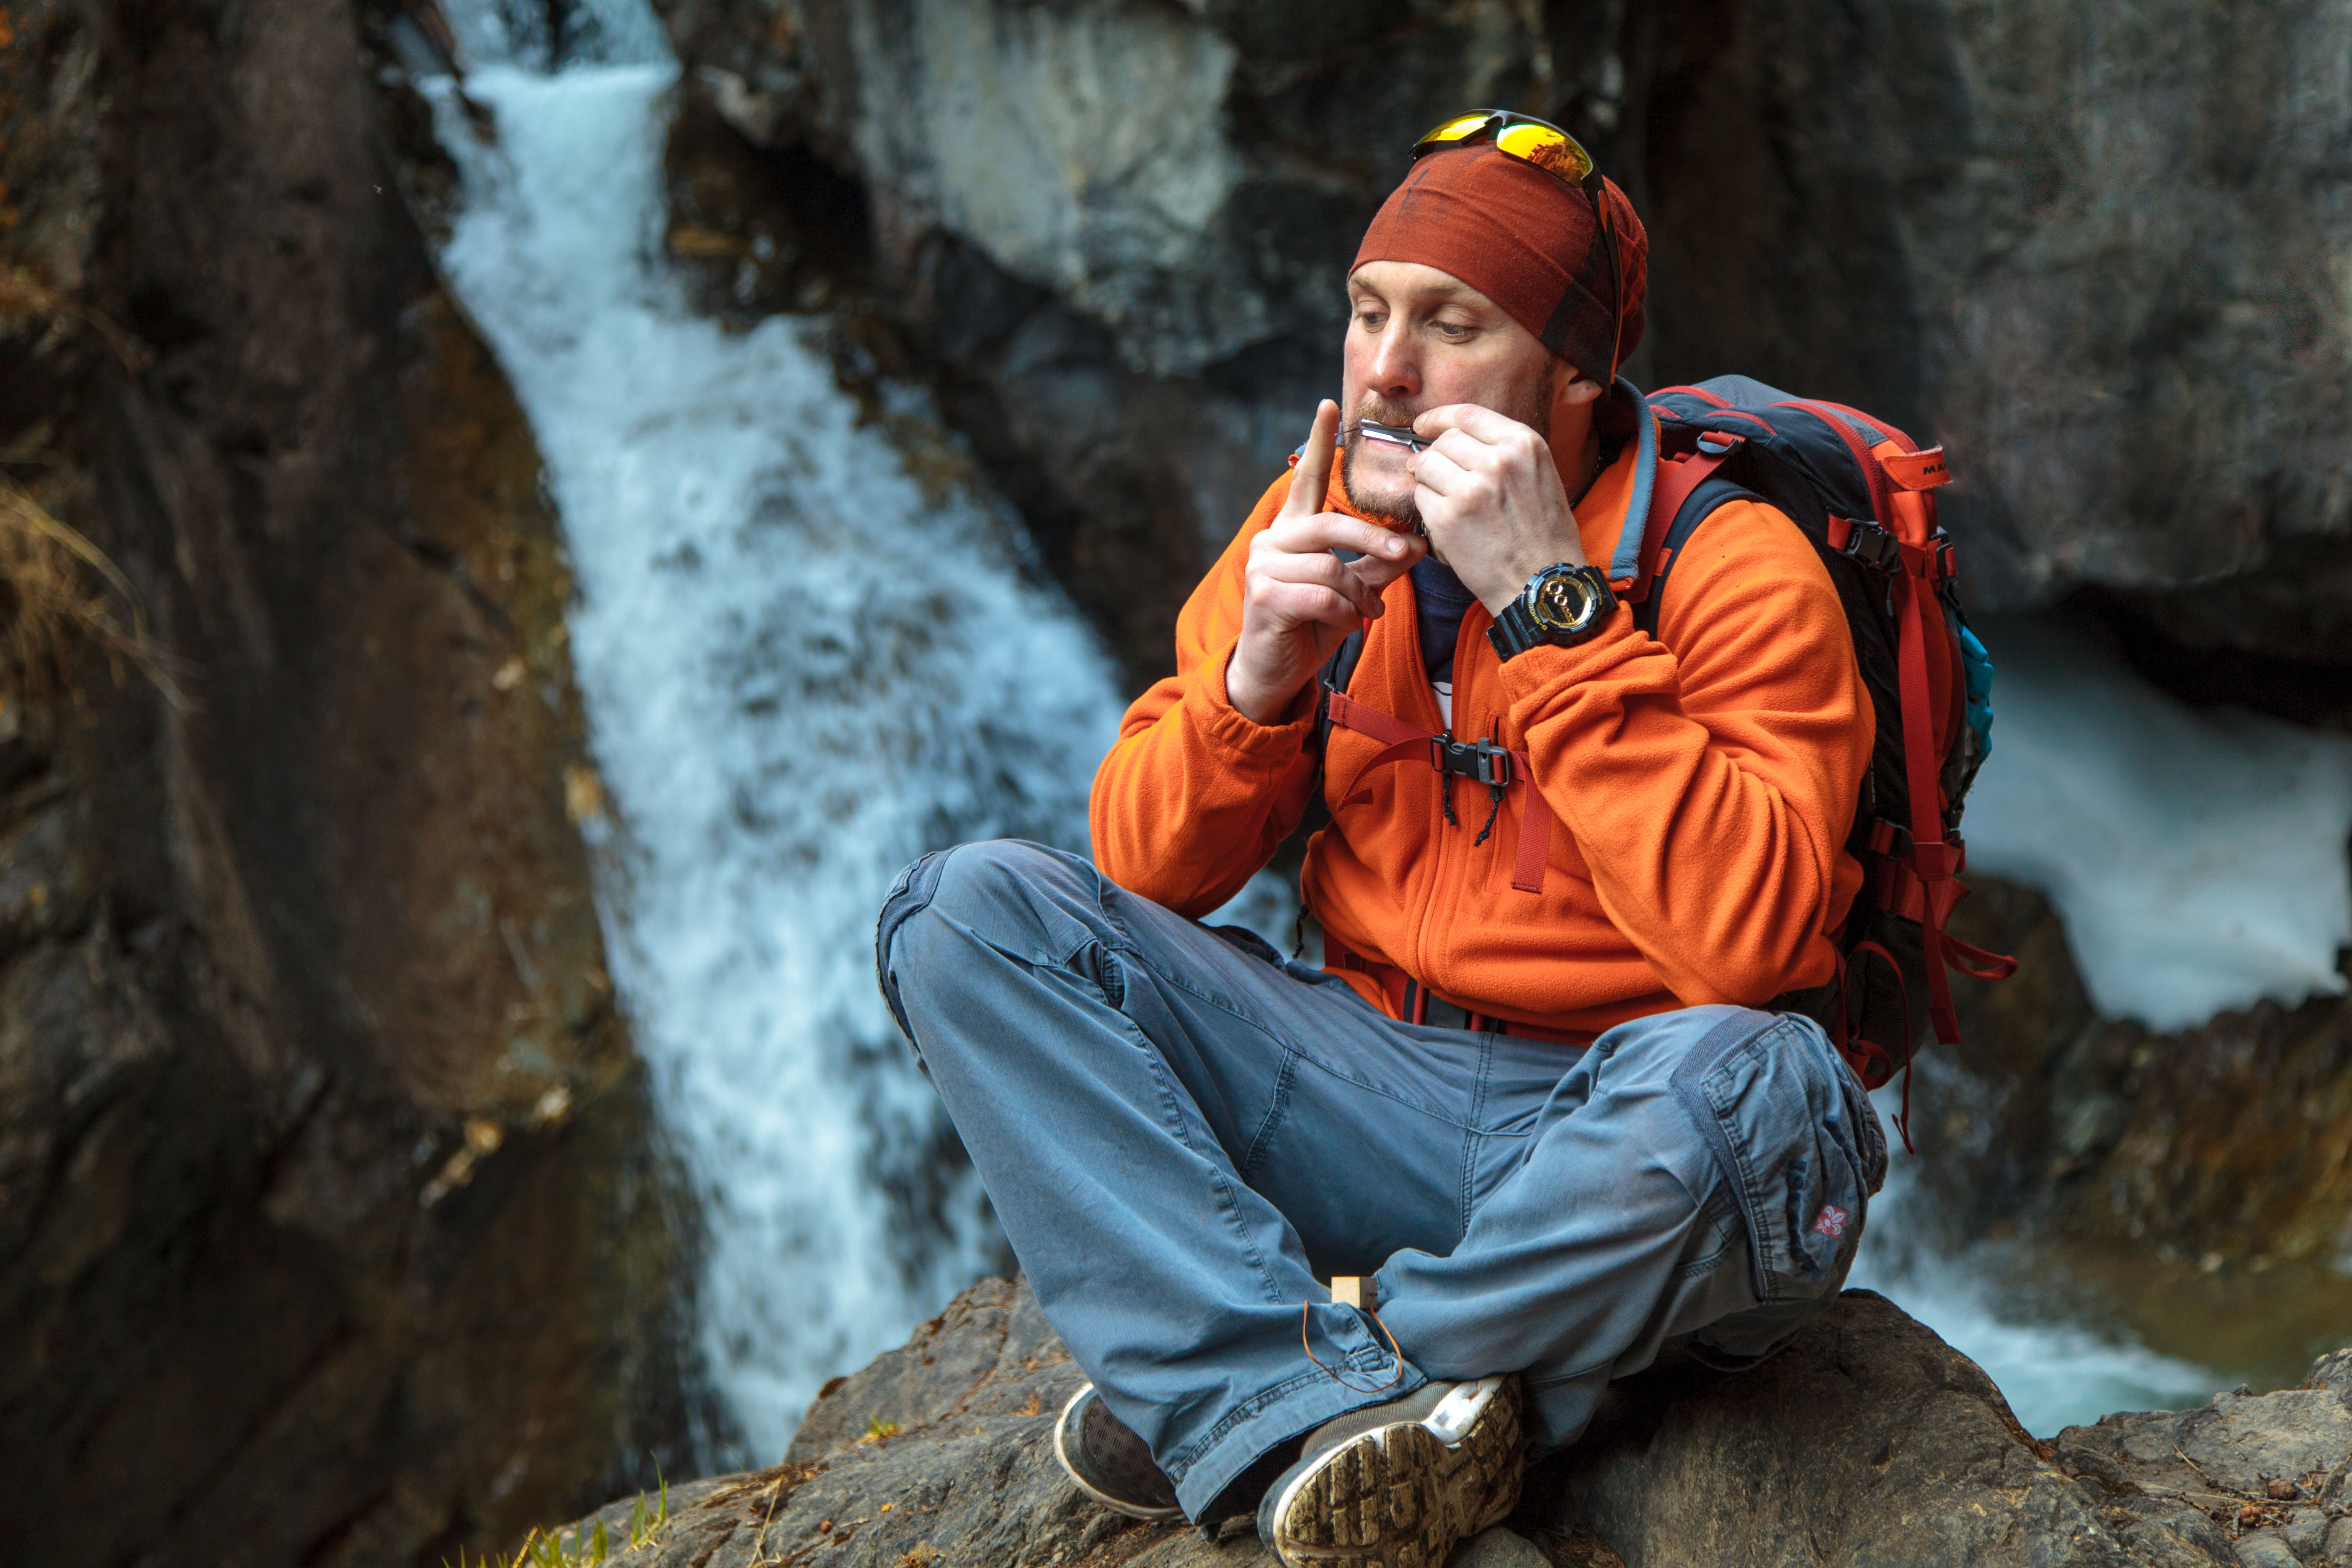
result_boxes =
[877,111,1885,1568]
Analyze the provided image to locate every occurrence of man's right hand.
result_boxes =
[1227,400,1426,724]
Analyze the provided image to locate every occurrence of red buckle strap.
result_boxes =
[1323,689,1553,894]
[1326,687,1429,748]
[1898,538,1957,585]
[1942,932,2017,983]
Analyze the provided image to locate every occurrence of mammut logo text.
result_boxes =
[1811,1204,1849,1239]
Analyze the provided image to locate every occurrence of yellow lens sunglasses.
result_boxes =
[1410,110,1624,384]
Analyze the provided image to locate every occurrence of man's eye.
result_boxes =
[1434,320,1472,340]
[1354,309,1387,330]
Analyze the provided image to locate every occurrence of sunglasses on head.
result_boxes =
[1410,110,1623,386]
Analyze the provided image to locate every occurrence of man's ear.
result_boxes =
[1553,369,1605,412]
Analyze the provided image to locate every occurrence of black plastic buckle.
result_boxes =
[1431,737,1514,789]
[1837,517,1901,571]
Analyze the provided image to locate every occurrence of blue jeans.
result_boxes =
[875,841,1885,1519]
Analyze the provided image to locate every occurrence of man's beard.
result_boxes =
[1339,358,1558,539]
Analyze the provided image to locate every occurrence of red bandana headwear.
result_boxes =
[1351,144,1649,383]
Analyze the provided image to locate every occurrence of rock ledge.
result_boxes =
[526,1280,2351,1567]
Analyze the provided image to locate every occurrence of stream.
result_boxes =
[419,0,2342,1465]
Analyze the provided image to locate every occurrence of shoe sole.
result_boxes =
[1263,1376,1522,1568]
[1053,1384,1184,1522]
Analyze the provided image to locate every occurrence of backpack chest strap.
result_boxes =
[1322,688,1553,894]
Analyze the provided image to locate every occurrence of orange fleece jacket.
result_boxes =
[1089,442,1873,1036]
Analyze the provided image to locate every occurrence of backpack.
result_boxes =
[1311,374,2014,1142]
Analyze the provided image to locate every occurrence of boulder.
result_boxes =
[510,1276,2352,1567]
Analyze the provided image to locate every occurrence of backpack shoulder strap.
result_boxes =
[1626,428,1761,640]
[1310,627,1368,751]
[1630,478,1758,639]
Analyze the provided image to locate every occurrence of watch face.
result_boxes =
[1528,570,1601,634]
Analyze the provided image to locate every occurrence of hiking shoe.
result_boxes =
[1256,1375,1522,1568]
[1054,1383,1182,1522]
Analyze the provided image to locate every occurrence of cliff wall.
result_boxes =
[0,4,703,1565]
[654,0,2352,676]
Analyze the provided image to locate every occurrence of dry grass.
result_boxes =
[446,1474,671,1568]
[0,264,174,715]
[0,476,183,713]
[0,265,146,373]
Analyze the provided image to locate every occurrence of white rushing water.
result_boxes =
[1849,1114,2224,1437]
[423,3,1123,1460]
[1961,617,2352,1030]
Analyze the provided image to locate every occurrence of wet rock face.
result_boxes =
[513,1276,2253,1567]
[1918,881,2352,1281]
[1638,0,2352,649]
[1,2,699,1565]
[655,0,1617,683]
[655,0,2352,677]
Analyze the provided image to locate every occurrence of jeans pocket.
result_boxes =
[1670,1013,1885,1306]
[874,848,956,1044]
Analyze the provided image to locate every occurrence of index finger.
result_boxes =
[1411,402,1530,446]
[1282,399,1343,516]
[1272,509,1421,565]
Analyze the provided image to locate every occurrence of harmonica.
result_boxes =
[1344,420,1431,454]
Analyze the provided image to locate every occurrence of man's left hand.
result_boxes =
[1409,404,1587,615]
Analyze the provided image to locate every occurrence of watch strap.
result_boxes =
[1487,563,1617,661]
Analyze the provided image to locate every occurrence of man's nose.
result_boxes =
[1364,321,1421,401]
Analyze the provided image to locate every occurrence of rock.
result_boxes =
[508,1278,2242,1567]
[0,3,701,1564]
[2311,1352,2352,1409]
[1451,1526,1555,1568]
[783,1275,1067,1464]
[1637,0,2352,655]
[1538,1289,2236,1565]
[2056,1387,2352,1500]
[2233,1532,2299,1567]
[2324,1515,2352,1565]
[2052,1369,2352,1568]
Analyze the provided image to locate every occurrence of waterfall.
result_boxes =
[421,1,1125,1462]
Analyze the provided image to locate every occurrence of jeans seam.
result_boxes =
[1240,1048,1299,1184]
[1460,1030,1494,1238]
[1117,959,1286,1306]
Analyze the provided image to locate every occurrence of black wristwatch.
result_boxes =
[1487,563,1618,660]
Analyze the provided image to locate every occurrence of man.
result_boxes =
[877,112,1886,1568]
